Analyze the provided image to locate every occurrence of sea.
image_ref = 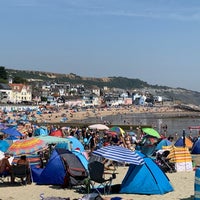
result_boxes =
[80,112,200,138]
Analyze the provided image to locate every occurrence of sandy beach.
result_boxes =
[30,104,199,125]
[0,166,195,200]
[0,104,198,200]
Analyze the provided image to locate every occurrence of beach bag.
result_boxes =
[78,193,103,200]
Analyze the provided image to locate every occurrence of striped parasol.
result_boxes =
[7,137,47,156]
[92,145,144,165]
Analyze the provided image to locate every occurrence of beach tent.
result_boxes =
[156,139,172,151]
[67,136,84,152]
[120,152,174,195]
[34,127,48,136]
[174,136,193,149]
[31,148,88,186]
[191,138,200,154]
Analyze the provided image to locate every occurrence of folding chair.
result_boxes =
[11,165,28,185]
[88,161,116,194]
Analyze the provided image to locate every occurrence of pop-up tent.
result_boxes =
[120,152,174,195]
[191,138,200,154]
[31,148,88,186]
[174,136,193,149]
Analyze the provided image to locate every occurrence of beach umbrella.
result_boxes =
[37,135,71,145]
[1,127,24,137]
[142,128,161,138]
[88,124,109,130]
[92,145,144,165]
[110,126,125,135]
[7,137,47,156]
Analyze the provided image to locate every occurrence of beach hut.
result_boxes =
[120,152,174,195]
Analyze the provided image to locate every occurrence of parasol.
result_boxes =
[109,126,125,135]
[88,124,109,130]
[1,127,24,137]
[92,145,144,165]
[142,128,161,138]
[7,137,47,156]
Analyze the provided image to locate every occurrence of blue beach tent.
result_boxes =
[67,136,84,152]
[191,138,200,154]
[156,139,172,150]
[120,152,174,195]
[34,127,48,136]
[31,148,88,185]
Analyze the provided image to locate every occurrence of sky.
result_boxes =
[1,0,200,92]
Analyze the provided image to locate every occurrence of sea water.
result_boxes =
[81,112,200,138]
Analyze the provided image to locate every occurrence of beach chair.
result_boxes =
[11,164,29,185]
[88,161,116,195]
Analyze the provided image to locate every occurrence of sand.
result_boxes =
[32,104,193,124]
[0,105,197,199]
[0,167,195,200]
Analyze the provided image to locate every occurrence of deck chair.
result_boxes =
[88,161,116,194]
[11,165,28,185]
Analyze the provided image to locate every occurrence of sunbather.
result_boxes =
[0,153,12,175]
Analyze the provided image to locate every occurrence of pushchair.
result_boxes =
[155,150,176,173]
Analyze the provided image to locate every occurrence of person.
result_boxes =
[124,133,132,149]
[0,153,12,175]
[11,155,32,184]
[118,134,126,147]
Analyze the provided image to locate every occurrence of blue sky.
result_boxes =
[1,0,200,91]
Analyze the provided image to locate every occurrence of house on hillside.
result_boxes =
[82,94,100,107]
[9,83,32,103]
[0,83,12,103]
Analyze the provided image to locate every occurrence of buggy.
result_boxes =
[155,150,176,173]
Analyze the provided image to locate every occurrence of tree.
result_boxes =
[0,66,8,82]
[12,76,27,84]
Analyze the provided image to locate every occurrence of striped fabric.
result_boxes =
[163,146,192,163]
[12,154,41,168]
[92,145,144,165]
[195,168,200,200]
